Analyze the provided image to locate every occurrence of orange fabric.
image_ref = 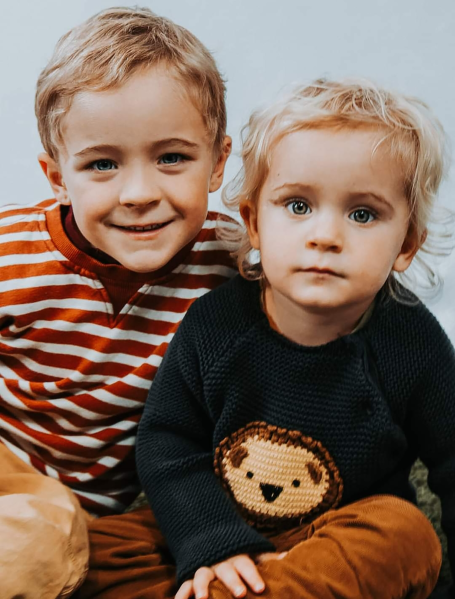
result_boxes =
[0,443,89,598]
[79,496,441,599]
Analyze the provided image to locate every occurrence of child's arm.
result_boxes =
[408,318,455,597]
[136,309,275,587]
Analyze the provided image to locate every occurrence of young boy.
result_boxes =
[0,7,234,598]
[136,80,453,598]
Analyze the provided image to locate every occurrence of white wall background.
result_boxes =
[1,0,455,339]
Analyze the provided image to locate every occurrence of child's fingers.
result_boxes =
[211,561,247,597]
[193,566,216,599]
[175,579,195,599]
[213,555,265,596]
[232,556,266,594]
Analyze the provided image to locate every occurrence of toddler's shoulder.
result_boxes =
[177,275,262,352]
[372,293,454,360]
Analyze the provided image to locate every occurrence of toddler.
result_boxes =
[137,79,454,599]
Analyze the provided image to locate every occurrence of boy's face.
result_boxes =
[40,66,230,273]
[242,128,418,320]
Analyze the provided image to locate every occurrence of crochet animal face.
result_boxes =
[215,422,343,529]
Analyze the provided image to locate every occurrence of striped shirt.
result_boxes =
[0,199,237,515]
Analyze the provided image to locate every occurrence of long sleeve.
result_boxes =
[136,312,274,584]
[408,324,455,598]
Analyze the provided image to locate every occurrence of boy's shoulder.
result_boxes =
[194,211,239,244]
[0,199,57,230]
[180,211,240,280]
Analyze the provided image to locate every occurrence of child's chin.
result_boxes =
[112,251,168,273]
[294,296,347,314]
[122,262,161,274]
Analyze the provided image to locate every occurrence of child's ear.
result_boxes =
[209,136,232,192]
[392,228,423,273]
[240,200,260,250]
[38,152,71,206]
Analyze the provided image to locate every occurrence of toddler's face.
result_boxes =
[243,128,417,321]
[41,66,229,272]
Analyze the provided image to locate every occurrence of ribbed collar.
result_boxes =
[45,203,196,287]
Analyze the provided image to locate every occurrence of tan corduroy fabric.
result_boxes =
[0,443,90,598]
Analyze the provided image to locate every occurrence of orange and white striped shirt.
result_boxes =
[0,199,236,515]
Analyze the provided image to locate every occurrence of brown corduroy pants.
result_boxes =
[79,495,442,599]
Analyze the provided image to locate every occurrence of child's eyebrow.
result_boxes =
[74,139,200,158]
[270,182,316,196]
[350,191,394,210]
[74,144,119,158]
[152,138,200,152]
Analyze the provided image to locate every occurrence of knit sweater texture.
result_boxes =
[137,274,455,591]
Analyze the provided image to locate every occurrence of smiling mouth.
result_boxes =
[114,221,171,232]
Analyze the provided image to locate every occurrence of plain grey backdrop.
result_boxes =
[1,0,454,339]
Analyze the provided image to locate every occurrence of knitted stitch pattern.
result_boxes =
[137,275,455,588]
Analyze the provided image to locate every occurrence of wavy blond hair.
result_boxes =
[35,6,226,160]
[221,78,452,300]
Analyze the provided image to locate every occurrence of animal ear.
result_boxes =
[307,461,323,484]
[229,445,249,468]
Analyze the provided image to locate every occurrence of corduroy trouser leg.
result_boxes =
[0,443,90,599]
[79,495,441,599]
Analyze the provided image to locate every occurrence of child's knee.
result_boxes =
[360,495,441,556]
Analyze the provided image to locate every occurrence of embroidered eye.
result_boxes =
[246,471,254,479]
[292,479,300,488]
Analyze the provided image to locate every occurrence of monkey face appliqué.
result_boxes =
[214,422,343,529]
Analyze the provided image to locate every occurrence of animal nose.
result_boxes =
[260,483,283,503]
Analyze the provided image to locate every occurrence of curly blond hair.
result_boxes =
[220,78,451,300]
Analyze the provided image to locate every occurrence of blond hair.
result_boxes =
[35,6,226,160]
[221,78,451,299]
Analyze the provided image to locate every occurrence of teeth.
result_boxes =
[125,224,162,231]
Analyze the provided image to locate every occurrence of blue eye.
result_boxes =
[160,153,185,165]
[286,200,311,216]
[350,209,375,224]
[91,159,116,171]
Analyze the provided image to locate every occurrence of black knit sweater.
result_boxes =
[136,275,455,594]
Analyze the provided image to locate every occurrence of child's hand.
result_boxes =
[175,554,265,599]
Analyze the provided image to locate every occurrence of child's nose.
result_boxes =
[118,169,161,207]
[305,215,343,253]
